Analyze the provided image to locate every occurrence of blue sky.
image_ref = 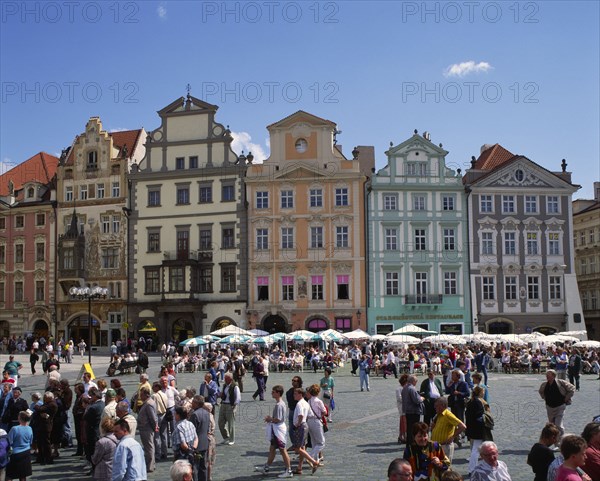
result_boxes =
[1,1,599,197]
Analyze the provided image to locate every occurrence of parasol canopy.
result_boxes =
[390,324,438,336]
[344,329,371,340]
[210,325,254,337]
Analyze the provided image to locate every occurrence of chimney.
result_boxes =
[595,181,600,201]
[355,145,375,177]
[480,144,494,154]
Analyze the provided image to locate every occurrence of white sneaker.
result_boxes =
[277,470,293,478]
[254,465,269,474]
[226,441,235,445]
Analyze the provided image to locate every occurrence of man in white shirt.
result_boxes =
[82,372,97,395]
[420,370,443,424]
[471,441,512,481]
[218,373,241,445]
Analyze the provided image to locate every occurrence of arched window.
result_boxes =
[307,318,328,332]
[87,151,98,169]
[27,187,35,198]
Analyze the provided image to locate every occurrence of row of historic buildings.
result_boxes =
[0,94,596,344]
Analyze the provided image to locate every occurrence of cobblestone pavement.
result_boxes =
[6,351,598,481]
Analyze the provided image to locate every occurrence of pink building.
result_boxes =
[0,153,59,339]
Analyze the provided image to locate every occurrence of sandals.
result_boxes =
[293,468,303,475]
[311,462,320,475]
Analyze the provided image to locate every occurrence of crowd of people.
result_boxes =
[0,334,597,481]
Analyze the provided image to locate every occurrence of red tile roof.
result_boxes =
[65,128,143,165]
[474,144,515,170]
[0,152,59,196]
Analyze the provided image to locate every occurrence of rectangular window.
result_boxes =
[36,242,45,262]
[525,195,537,213]
[15,281,23,302]
[310,226,323,248]
[63,248,74,269]
[189,156,198,169]
[549,276,562,300]
[87,151,98,169]
[148,189,160,206]
[444,272,457,295]
[256,191,269,209]
[199,185,212,203]
[97,183,105,199]
[102,248,119,269]
[102,215,110,234]
[442,195,455,211]
[547,196,560,214]
[177,187,190,205]
[335,317,352,332]
[335,187,349,206]
[148,232,160,252]
[337,274,349,300]
[480,195,493,213]
[112,215,120,234]
[482,232,494,255]
[385,272,399,296]
[505,276,517,300]
[407,162,427,176]
[443,228,455,251]
[256,228,269,250]
[0,218,4,230]
[65,186,73,202]
[222,184,235,202]
[384,194,397,211]
[281,227,294,249]
[0,282,4,303]
[413,195,426,211]
[0,246,4,264]
[336,226,349,248]
[311,275,323,300]
[176,230,190,259]
[415,272,428,303]
[199,267,213,293]
[527,276,540,300]
[112,182,120,198]
[199,228,212,250]
[175,157,185,170]
[414,229,426,251]
[257,276,269,301]
[482,276,495,300]
[221,265,236,292]
[504,232,516,255]
[590,229,595,244]
[548,233,560,255]
[527,232,539,255]
[222,227,235,249]
[170,266,185,292]
[502,195,515,213]
[15,244,24,263]
[36,280,44,302]
[36,213,45,226]
[385,228,398,250]
[281,190,294,209]
[15,216,24,228]
[80,185,88,200]
[310,189,322,207]
[282,276,294,301]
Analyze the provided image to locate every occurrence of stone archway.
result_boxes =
[533,326,557,336]
[172,319,194,344]
[67,315,101,346]
[33,319,49,339]
[486,317,514,334]
[262,314,288,334]
[210,317,237,332]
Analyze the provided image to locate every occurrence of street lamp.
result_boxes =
[69,285,108,365]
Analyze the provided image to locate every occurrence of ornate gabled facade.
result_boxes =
[573,182,600,340]
[56,118,145,346]
[245,111,373,333]
[0,153,59,339]
[464,145,583,334]
[367,131,471,335]
[128,94,247,343]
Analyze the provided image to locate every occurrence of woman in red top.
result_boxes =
[581,423,600,481]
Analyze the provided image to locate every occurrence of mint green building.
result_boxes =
[366,131,472,336]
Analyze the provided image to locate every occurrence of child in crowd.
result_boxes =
[528,423,560,481]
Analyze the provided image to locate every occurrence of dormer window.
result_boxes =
[27,187,35,198]
[295,138,308,153]
[87,151,98,170]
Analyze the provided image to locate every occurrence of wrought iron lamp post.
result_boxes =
[69,285,108,365]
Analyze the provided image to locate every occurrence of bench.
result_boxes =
[106,360,138,376]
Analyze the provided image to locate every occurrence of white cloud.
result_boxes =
[157,4,167,19]
[444,61,493,78]
[231,131,269,163]
[0,157,16,175]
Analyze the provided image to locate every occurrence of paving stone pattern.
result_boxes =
[7,352,598,481]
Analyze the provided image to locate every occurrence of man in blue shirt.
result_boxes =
[112,418,147,481]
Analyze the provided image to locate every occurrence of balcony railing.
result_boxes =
[163,250,213,262]
[405,294,443,305]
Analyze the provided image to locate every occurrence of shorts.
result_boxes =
[291,423,307,448]
[271,433,287,450]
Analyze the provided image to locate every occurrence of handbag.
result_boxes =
[483,411,494,430]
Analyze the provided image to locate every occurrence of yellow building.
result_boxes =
[245,111,373,333]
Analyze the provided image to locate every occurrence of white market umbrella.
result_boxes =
[544,334,581,344]
[210,325,254,337]
[557,330,588,341]
[573,340,600,348]
[386,334,421,344]
[179,338,199,347]
[248,328,269,337]
[344,329,372,340]
[218,335,252,344]
[390,324,437,336]
[422,334,466,344]
[316,329,346,341]
[371,334,387,340]
[286,330,316,341]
